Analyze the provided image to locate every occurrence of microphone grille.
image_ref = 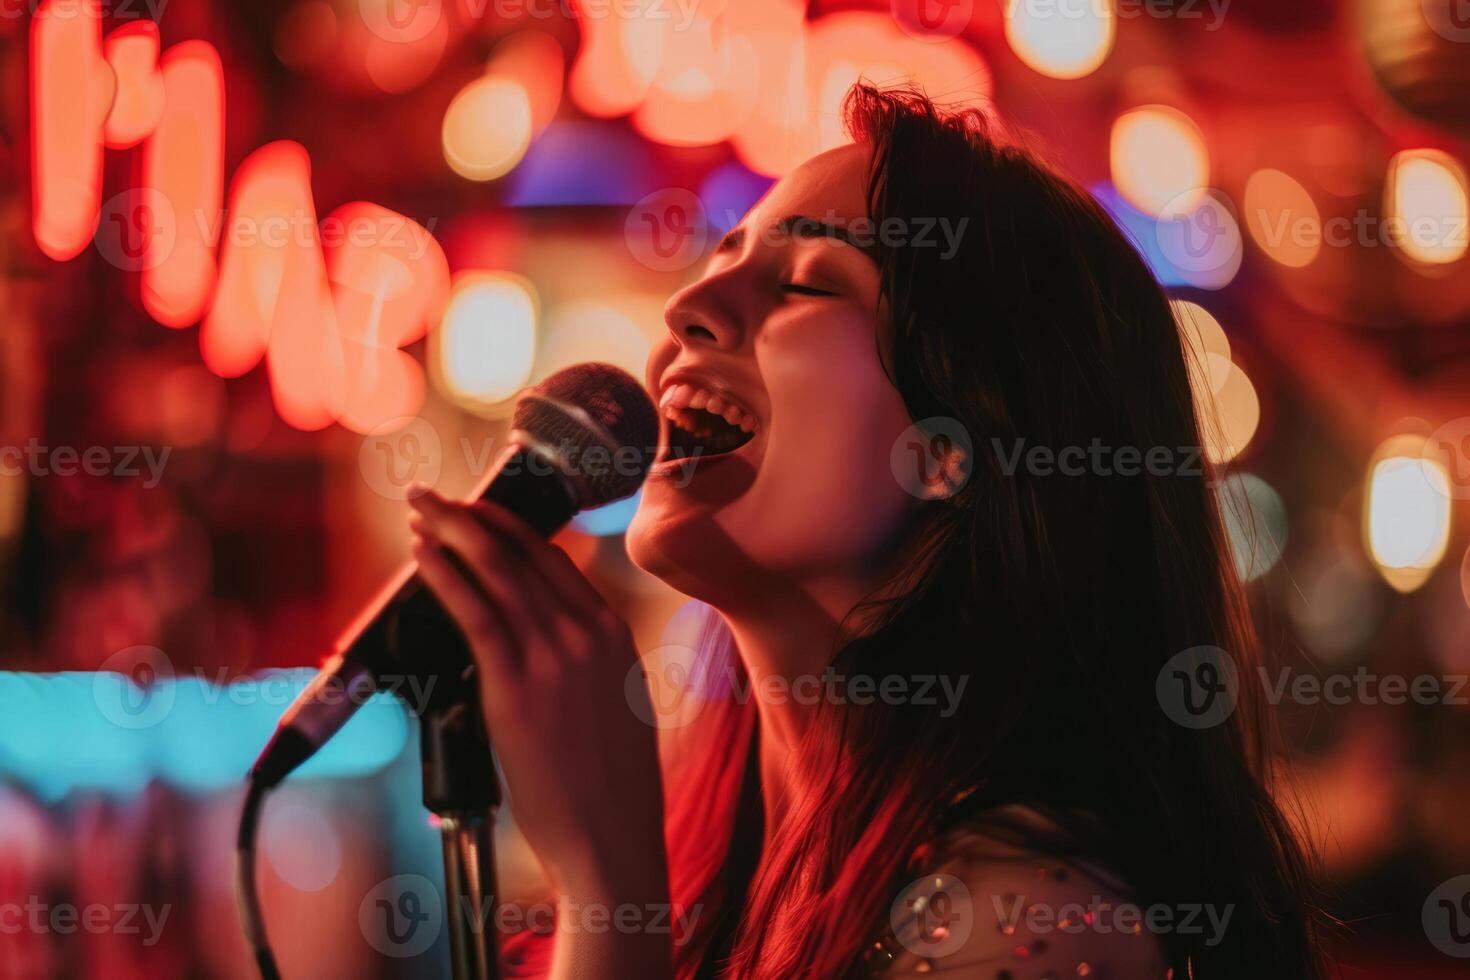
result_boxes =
[511,363,659,508]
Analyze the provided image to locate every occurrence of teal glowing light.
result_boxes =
[571,489,642,537]
[0,669,412,800]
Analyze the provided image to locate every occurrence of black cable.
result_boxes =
[236,777,283,980]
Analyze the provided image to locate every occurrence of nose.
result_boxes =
[662,272,746,352]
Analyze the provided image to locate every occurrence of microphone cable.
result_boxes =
[236,777,283,980]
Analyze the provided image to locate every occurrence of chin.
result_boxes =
[626,491,743,607]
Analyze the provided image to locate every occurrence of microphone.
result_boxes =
[247,362,659,790]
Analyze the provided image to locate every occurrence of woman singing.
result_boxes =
[406,85,1325,979]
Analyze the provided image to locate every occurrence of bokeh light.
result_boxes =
[1219,472,1288,581]
[435,272,538,407]
[442,77,533,182]
[534,300,653,384]
[1110,106,1209,217]
[1365,436,1452,592]
[1004,0,1115,79]
[1385,149,1469,266]
[1244,168,1321,268]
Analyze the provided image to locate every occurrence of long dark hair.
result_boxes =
[659,84,1324,979]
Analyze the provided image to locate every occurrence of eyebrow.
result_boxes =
[714,214,873,256]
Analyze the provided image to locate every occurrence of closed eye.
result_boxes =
[781,283,838,297]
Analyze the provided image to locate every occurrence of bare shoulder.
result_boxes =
[870,806,1173,979]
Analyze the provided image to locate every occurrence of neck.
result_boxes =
[717,572,885,837]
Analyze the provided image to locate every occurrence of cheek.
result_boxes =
[749,312,918,564]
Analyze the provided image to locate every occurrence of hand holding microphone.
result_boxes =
[408,490,669,900]
[241,363,674,979]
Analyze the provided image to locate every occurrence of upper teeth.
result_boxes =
[659,383,758,434]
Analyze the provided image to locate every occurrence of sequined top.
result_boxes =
[864,806,1174,979]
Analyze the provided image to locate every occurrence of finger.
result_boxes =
[468,500,609,615]
[410,492,552,642]
[411,537,519,686]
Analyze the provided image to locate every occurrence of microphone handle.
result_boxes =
[250,444,578,788]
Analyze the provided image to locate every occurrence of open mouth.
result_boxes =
[658,382,757,463]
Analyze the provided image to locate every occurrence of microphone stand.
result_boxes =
[419,690,501,980]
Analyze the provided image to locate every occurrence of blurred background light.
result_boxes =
[1365,436,1452,592]
[571,490,643,537]
[534,300,653,384]
[1004,0,1115,79]
[504,121,660,207]
[1244,168,1321,268]
[1219,472,1288,582]
[435,272,538,407]
[1172,300,1233,405]
[487,31,565,136]
[1385,149,1469,266]
[699,162,774,234]
[442,77,534,182]
[1110,106,1209,217]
